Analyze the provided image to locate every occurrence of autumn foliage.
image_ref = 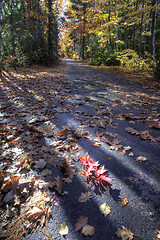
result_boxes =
[79,153,113,185]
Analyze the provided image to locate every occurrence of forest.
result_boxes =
[0,0,160,77]
[0,1,160,240]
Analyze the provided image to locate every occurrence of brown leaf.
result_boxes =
[126,127,139,135]
[140,130,156,142]
[149,124,160,130]
[123,114,134,120]
[75,216,88,231]
[115,226,134,240]
[82,224,95,236]
[62,160,76,179]
[115,98,121,103]
[62,177,72,184]
[119,150,126,155]
[78,192,92,203]
[122,198,129,207]
[54,176,63,195]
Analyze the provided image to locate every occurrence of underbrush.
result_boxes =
[90,49,155,74]
[118,49,154,72]
[90,49,120,66]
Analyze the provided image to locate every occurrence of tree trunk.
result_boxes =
[48,0,53,55]
[149,0,156,54]
[153,0,158,67]
[108,1,112,51]
[115,0,118,56]
[82,3,86,60]
[10,1,16,68]
[132,0,138,50]
[139,0,144,57]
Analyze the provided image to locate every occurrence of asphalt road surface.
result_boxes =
[23,59,160,240]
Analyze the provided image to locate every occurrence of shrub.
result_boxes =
[90,49,120,66]
[118,49,154,72]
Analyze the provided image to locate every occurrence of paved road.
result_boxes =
[25,59,160,240]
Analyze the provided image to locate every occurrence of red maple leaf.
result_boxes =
[79,154,113,185]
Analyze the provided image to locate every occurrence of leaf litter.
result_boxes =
[0,63,160,240]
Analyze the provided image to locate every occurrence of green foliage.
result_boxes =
[1,0,59,68]
[90,48,120,66]
[118,50,154,72]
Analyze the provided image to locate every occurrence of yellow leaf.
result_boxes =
[155,228,160,239]
[115,226,134,240]
[82,224,95,236]
[59,222,69,236]
[122,198,129,207]
[100,203,110,217]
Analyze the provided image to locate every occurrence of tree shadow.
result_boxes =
[0,65,159,240]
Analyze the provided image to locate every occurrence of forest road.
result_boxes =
[27,59,160,240]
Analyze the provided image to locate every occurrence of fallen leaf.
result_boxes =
[100,203,110,217]
[123,114,134,120]
[122,198,129,207]
[129,152,134,156]
[136,156,147,162]
[41,169,52,177]
[75,216,88,231]
[62,177,72,184]
[54,176,63,195]
[115,98,121,103]
[62,160,76,179]
[127,177,139,181]
[82,224,95,236]
[78,192,92,203]
[119,150,126,155]
[35,159,46,169]
[93,142,102,146]
[115,226,134,240]
[155,228,160,239]
[123,146,131,151]
[126,127,139,135]
[57,128,69,136]
[59,222,69,236]
[149,124,160,129]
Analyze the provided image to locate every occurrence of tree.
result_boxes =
[153,0,158,67]
[60,0,160,70]
[0,0,59,67]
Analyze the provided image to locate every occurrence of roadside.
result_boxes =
[75,59,160,89]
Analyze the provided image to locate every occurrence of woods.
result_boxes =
[0,0,58,70]
[60,0,160,75]
[0,0,160,74]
